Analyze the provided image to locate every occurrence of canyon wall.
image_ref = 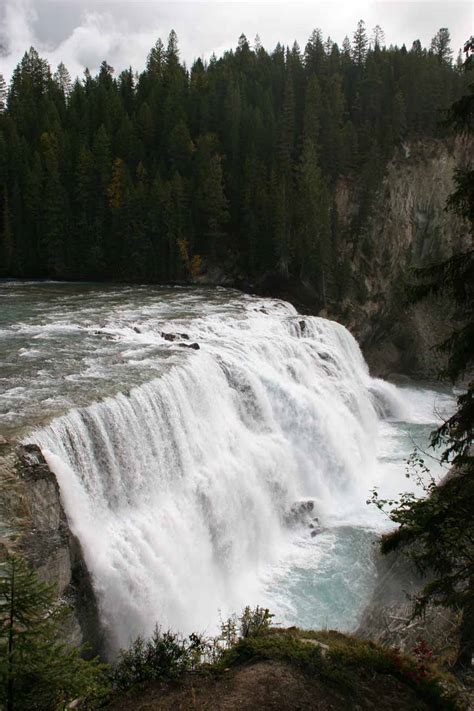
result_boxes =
[333,136,472,378]
[0,440,103,656]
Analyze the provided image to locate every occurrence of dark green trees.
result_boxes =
[0,554,106,710]
[0,26,466,295]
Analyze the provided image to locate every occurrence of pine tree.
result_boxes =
[296,137,331,297]
[430,27,453,64]
[0,554,107,711]
[147,38,165,75]
[53,63,72,100]
[0,23,466,284]
[39,132,66,275]
[371,25,385,51]
[304,29,325,74]
[352,20,369,66]
[195,134,228,259]
[0,74,6,113]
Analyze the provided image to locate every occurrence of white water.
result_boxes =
[1,283,454,653]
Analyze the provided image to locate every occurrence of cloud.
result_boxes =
[0,1,167,80]
[0,0,471,83]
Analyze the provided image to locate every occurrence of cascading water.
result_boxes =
[0,282,454,654]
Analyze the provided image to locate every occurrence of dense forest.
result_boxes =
[0,22,466,300]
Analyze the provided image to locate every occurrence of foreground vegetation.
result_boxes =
[108,608,463,710]
[0,558,464,711]
[0,554,107,711]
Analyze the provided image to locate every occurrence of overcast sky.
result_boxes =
[1,0,472,82]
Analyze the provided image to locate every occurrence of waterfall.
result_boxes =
[27,300,409,652]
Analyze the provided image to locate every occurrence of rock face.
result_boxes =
[245,137,472,379]
[357,547,459,660]
[0,442,104,656]
[285,500,322,537]
[333,137,472,378]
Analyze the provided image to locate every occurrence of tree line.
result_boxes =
[0,23,465,302]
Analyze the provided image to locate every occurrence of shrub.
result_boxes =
[111,627,196,692]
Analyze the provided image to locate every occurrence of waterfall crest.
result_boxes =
[27,299,409,651]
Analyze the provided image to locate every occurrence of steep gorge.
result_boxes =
[246,136,472,378]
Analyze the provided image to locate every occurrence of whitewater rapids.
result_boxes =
[0,283,453,653]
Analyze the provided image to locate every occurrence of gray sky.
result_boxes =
[1,0,472,81]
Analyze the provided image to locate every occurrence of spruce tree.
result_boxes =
[0,554,107,711]
[352,20,369,66]
[430,28,453,64]
[0,74,6,113]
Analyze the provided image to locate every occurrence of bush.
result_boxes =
[111,627,198,692]
[112,605,274,694]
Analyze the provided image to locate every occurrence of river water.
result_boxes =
[0,281,455,652]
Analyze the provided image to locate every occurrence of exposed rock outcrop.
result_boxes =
[334,137,472,378]
[242,137,472,379]
[0,442,104,656]
[357,547,459,661]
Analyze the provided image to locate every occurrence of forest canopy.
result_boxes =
[0,23,466,296]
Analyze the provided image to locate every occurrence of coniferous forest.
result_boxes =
[0,23,465,295]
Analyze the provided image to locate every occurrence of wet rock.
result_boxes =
[299,320,306,334]
[161,332,177,341]
[161,331,190,342]
[0,443,104,656]
[178,342,200,350]
[133,326,142,334]
[286,500,315,526]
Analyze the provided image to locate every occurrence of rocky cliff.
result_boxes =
[356,546,459,662]
[242,137,472,379]
[0,439,103,656]
[333,136,472,378]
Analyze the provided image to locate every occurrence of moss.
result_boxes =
[216,628,462,710]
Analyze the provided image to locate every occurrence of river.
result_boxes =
[0,281,455,653]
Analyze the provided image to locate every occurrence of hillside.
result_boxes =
[106,628,464,711]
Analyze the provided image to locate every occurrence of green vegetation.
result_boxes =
[0,23,465,301]
[110,605,273,693]
[0,554,462,710]
[111,628,207,693]
[218,629,461,710]
[110,608,462,709]
[0,553,108,711]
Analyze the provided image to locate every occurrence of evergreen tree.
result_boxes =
[372,25,385,50]
[430,27,453,64]
[0,74,6,113]
[352,20,369,66]
[0,28,465,287]
[53,63,72,100]
[0,554,107,711]
[39,132,66,275]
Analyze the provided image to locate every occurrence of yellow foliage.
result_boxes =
[176,237,202,281]
[190,254,202,279]
[107,158,125,211]
[177,237,189,266]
